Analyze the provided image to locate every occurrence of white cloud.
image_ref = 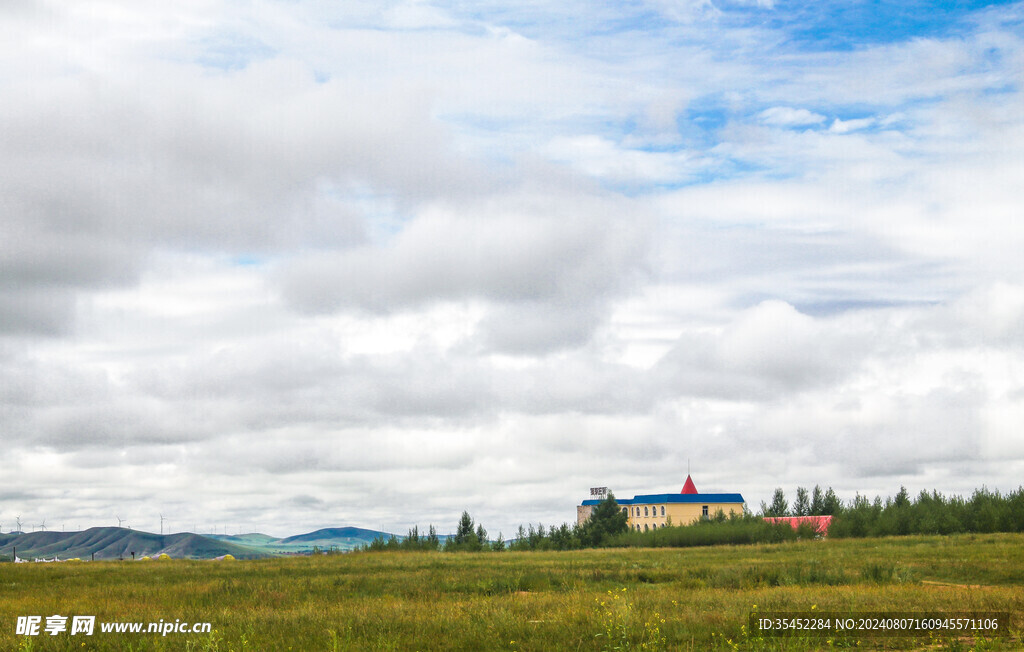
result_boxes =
[2,0,1024,537]
[759,106,827,127]
[829,116,876,133]
[277,189,651,352]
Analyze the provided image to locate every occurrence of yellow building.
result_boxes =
[579,475,745,531]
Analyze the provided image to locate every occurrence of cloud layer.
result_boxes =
[2,0,1023,536]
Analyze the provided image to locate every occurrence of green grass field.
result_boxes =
[2,533,1021,651]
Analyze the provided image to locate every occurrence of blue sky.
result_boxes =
[1,0,1023,537]
[757,0,1014,49]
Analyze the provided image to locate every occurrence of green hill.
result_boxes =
[0,527,268,560]
[207,527,393,554]
[0,525,402,560]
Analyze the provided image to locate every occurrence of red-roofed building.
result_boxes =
[763,515,832,536]
[578,475,745,531]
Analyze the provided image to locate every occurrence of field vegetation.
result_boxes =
[1,533,1021,651]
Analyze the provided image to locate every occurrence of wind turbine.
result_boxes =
[160,514,166,535]
[16,516,22,533]
[38,519,46,532]
[116,516,124,528]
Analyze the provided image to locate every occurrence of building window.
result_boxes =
[702,505,709,517]
[644,506,649,517]
[621,507,627,514]
[644,524,649,531]
[661,506,665,516]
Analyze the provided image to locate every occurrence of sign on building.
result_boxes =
[590,487,609,498]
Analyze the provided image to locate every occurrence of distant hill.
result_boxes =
[279,526,386,544]
[0,527,268,560]
[0,525,413,560]
[207,527,394,554]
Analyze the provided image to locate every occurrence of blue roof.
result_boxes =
[582,493,744,506]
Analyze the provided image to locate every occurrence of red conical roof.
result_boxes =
[681,474,698,494]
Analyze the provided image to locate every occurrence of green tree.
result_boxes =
[793,487,810,517]
[894,486,910,508]
[578,493,628,547]
[454,511,475,544]
[763,488,789,517]
[810,485,825,515]
[822,487,841,515]
[549,523,579,550]
[403,525,420,550]
[511,525,528,551]
[447,511,484,551]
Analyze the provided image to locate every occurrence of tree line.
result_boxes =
[363,485,1024,553]
[826,486,1024,537]
[365,494,631,552]
[758,484,1024,537]
[760,485,842,517]
[364,494,808,552]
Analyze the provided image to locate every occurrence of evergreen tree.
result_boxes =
[793,487,810,516]
[764,487,789,517]
[512,524,527,550]
[454,511,475,544]
[894,486,910,508]
[447,511,484,551]
[579,493,628,546]
[810,485,825,516]
[822,487,841,515]
[526,524,538,550]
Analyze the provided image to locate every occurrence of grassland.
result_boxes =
[1,533,1021,651]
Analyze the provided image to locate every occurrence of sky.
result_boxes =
[2,0,1023,538]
